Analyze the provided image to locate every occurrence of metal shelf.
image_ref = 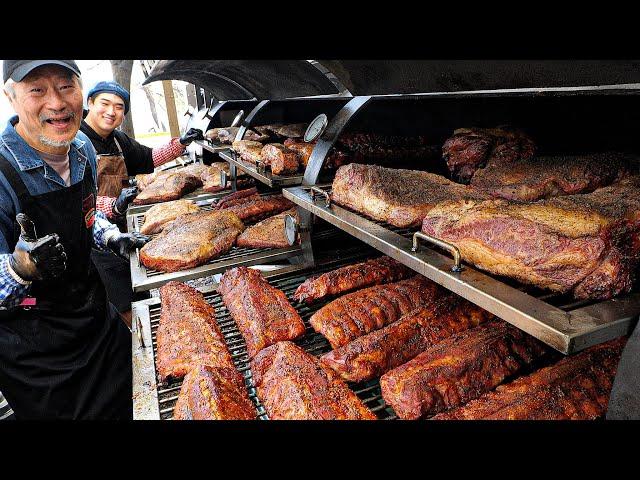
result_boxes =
[218,150,304,188]
[283,185,640,354]
[194,139,232,155]
[127,198,304,292]
[131,251,393,420]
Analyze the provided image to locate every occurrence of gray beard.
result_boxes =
[38,135,73,148]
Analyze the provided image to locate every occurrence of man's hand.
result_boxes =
[179,128,204,146]
[112,187,138,217]
[107,232,150,260]
[9,213,67,281]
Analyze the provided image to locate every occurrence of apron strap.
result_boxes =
[0,154,36,213]
[112,136,124,156]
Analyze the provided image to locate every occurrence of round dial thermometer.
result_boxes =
[304,114,328,143]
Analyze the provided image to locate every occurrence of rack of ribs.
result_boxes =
[433,337,627,420]
[422,176,640,299]
[470,152,638,201]
[173,365,256,420]
[156,282,235,383]
[132,171,202,205]
[293,256,414,304]
[219,194,295,223]
[260,143,300,175]
[139,210,244,272]
[380,320,550,419]
[442,126,536,183]
[218,267,306,358]
[309,275,444,349]
[331,163,487,228]
[321,294,493,382]
[139,199,200,235]
[251,341,376,420]
[236,208,297,249]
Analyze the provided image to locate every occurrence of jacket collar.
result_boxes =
[1,115,86,172]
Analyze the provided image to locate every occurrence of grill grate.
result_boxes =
[148,257,398,420]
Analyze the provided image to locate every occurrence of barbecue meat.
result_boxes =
[284,138,315,167]
[216,127,240,144]
[442,127,536,183]
[434,337,627,420]
[204,128,221,141]
[139,199,199,235]
[272,123,308,139]
[232,140,264,164]
[132,171,202,205]
[156,282,235,383]
[218,267,306,358]
[236,208,297,249]
[380,320,549,419]
[136,171,161,191]
[309,275,444,349]
[331,163,487,228]
[214,187,258,209]
[201,162,231,192]
[321,294,493,382]
[251,341,376,420]
[244,129,270,143]
[173,365,255,420]
[260,143,300,174]
[471,152,638,201]
[140,210,244,272]
[293,256,414,304]
[220,194,295,223]
[337,133,429,149]
[422,177,640,299]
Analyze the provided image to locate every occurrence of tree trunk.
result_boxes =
[139,61,164,132]
[110,60,135,138]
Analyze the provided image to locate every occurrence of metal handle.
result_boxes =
[284,213,299,246]
[310,186,331,208]
[230,110,245,128]
[204,99,216,120]
[411,231,464,273]
[136,314,145,349]
[183,107,193,117]
[255,158,266,173]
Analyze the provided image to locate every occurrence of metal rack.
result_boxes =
[127,197,306,292]
[218,150,304,188]
[283,185,640,355]
[132,253,395,420]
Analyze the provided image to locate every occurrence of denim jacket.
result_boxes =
[0,115,119,308]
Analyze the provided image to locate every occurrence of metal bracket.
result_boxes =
[284,213,305,246]
[255,158,266,173]
[310,186,331,208]
[220,169,228,188]
[204,99,216,120]
[183,107,194,117]
[411,231,464,273]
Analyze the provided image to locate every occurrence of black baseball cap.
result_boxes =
[3,60,81,83]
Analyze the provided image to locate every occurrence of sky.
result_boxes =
[0,60,191,147]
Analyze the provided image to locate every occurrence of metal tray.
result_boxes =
[194,139,232,155]
[131,251,394,420]
[283,185,640,354]
[127,199,304,292]
[218,150,304,188]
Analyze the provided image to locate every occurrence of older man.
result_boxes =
[0,60,149,419]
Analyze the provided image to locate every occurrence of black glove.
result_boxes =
[112,187,138,217]
[107,232,151,260]
[9,213,67,281]
[179,128,204,146]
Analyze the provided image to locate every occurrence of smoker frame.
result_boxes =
[282,85,640,354]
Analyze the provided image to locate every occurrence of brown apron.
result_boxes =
[97,137,127,197]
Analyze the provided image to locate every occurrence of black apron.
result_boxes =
[0,156,132,420]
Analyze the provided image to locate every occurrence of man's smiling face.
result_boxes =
[86,92,126,138]
[5,64,83,154]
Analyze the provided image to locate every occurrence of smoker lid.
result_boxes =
[143,60,340,99]
[316,60,640,95]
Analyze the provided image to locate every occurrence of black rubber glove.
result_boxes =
[107,232,151,260]
[112,187,138,217]
[9,213,67,281]
[179,128,204,146]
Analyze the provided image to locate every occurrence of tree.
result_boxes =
[139,60,166,133]
[110,60,135,137]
